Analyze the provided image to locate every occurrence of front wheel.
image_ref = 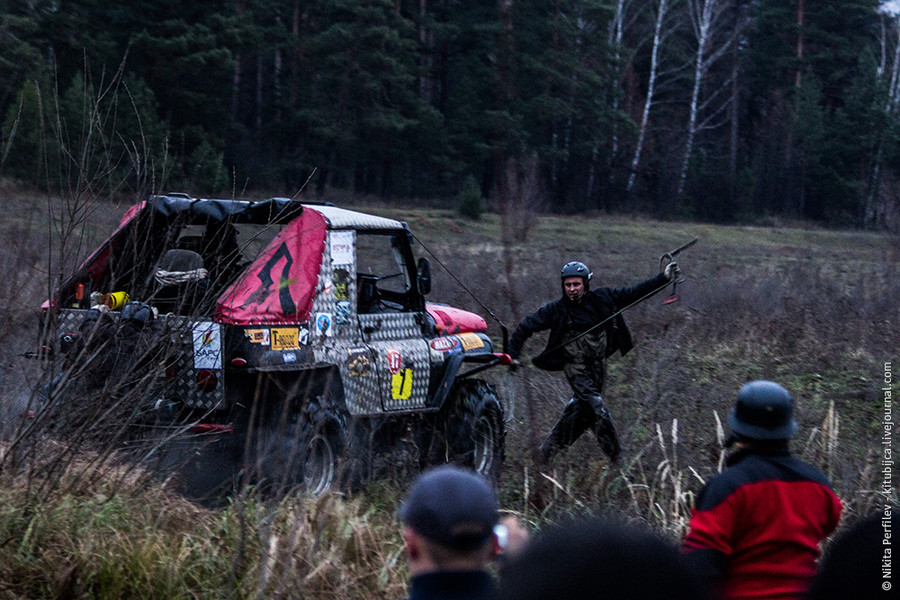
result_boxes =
[433,379,505,481]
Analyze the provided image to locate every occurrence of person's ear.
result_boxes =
[403,526,421,560]
[491,534,502,558]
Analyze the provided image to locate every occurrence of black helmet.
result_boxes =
[729,380,798,440]
[121,301,155,326]
[561,261,592,282]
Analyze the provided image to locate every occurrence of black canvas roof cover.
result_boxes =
[146,195,306,225]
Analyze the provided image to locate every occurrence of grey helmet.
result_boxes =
[561,261,593,282]
[729,380,798,440]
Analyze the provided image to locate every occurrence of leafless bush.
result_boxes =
[495,154,544,245]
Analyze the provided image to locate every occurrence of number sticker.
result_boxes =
[391,368,413,400]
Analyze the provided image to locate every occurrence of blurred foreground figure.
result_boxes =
[683,381,843,600]
[400,466,502,600]
[499,516,707,600]
[806,505,897,600]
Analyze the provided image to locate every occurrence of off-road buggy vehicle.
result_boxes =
[38,194,508,497]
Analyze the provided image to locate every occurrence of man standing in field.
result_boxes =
[508,260,678,463]
[683,380,843,600]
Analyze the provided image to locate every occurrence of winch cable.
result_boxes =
[412,233,518,422]
[411,233,509,340]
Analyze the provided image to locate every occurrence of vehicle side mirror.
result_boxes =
[417,257,431,295]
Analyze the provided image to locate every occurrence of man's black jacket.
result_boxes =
[406,570,498,600]
[508,273,669,371]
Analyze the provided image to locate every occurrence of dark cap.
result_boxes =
[400,465,499,550]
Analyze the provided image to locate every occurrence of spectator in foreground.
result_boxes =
[806,505,896,600]
[683,380,843,600]
[399,465,502,600]
[499,516,707,600]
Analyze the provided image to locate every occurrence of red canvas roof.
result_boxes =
[214,208,327,325]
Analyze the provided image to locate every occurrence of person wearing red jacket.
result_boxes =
[683,381,843,600]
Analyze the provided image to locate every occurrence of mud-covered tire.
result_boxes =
[294,397,348,496]
[240,380,350,498]
[433,379,505,480]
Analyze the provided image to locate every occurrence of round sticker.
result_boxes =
[387,349,402,374]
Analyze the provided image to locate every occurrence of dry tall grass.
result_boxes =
[0,444,408,599]
[0,186,897,598]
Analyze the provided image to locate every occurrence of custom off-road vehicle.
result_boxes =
[39,194,508,496]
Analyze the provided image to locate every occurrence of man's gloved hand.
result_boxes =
[664,261,681,281]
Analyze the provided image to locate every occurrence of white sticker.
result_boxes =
[192,322,222,369]
[330,231,353,265]
[283,352,297,363]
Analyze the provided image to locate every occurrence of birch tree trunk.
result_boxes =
[627,0,669,194]
[677,0,733,198]
[865,12,900,226]
[728,0,742,192]
[587,0,626,202]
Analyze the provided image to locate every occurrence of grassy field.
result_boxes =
[0,186,896,598]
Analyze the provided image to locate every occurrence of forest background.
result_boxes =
[0,2,899,597]
[3,0,900,230]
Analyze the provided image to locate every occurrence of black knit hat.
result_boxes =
[400,465,498,550]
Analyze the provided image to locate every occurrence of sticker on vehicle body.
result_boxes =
[316,313,333,337]
[333,268,350,301]
[386,349,402,374]
[271,328,300,350]
[330,231,353,265]
[430,337,459,352]
[391,368,413,400]
[347,347,371,377]
[283,352,297,363]
[192,323,222,369]
[245,329,270,345]
[457,333,484,351]
[335,301,351,325]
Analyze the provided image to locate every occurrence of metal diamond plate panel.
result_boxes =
[306,205,404,230]
[56,308,90,335]
[54,309,223,410]
[369,336,431,412]
[360,312,430,412]
[163,316,224,410]
[303,230,433,415]
[357,312,420,341]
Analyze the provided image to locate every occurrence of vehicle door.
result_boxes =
[354,230,431,412]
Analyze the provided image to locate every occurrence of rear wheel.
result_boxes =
[239,373,350,498]
[300,426,341,496]
[293,397,348,496]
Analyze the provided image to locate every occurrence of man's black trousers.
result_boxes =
[539,333,621,462]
